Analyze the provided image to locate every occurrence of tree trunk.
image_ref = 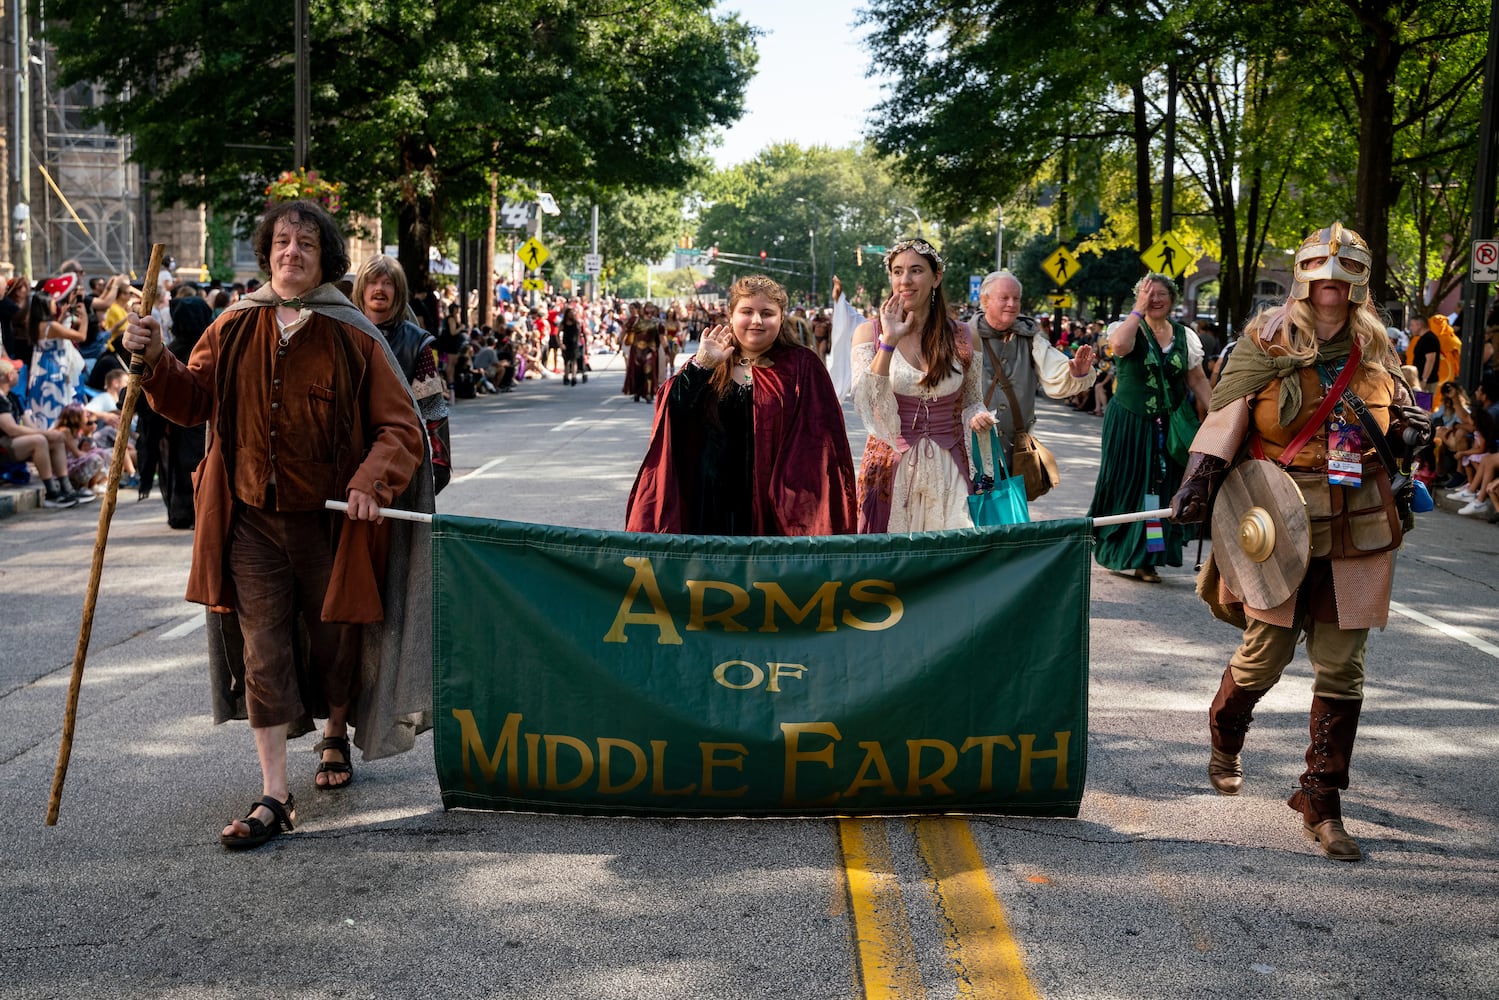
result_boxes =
[1132,78,1154,264]
[1353,7,1402,308]
[396,136,437,296]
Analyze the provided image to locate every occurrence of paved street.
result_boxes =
[2,351,1497,999]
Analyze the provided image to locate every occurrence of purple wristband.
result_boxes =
[877,340,895,352]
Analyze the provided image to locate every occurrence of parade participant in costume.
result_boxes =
[560,306,585,386]
[620,302,657,402]
[852,239,995,533]
[1171,222,1431,862]
[24,276,89,428]
[1088,272,1210,581]
[971,270,1097,468]
[123,199,431,850]
[355,255,452,492]
[627,274,856,535]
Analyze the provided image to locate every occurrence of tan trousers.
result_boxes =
[1229,616,1368,700]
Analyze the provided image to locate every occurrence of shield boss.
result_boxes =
[1211,459,1311,610]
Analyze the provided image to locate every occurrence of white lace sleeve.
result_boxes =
[1033,334,1097,398]
[959,353,986,431]
[851,341,902,447]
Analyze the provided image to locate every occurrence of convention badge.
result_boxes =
[1144,493,1167,553]
[1326,419,1363,487]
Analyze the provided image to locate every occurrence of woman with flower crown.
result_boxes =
[851,239,997,533]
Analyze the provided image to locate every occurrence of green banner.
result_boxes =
[433,517,1092,817]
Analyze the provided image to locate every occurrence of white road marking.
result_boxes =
[159,614,205,640]
[1390,601,1499,659]
[550,416,588,432]
[455,457,506,482]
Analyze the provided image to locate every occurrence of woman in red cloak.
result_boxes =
[626,274,857,535]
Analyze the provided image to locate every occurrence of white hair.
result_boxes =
[979,270,1021,299]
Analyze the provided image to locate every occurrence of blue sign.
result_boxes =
[969,275,982,303]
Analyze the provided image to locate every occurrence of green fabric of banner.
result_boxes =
[433,516,1092,817]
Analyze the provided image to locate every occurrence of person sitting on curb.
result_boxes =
[0,357,86,507]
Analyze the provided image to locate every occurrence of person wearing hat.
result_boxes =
[23,274,89,429]
[1170,222,1431,862]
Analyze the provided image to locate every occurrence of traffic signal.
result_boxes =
[759,250,767,260]
[710,244,719,260]
[856,247,863,266]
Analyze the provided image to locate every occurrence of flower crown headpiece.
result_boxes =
[883,238,944,270]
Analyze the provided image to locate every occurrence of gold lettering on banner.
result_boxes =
[766,662,806,693]
[960,735,1017,792]
[603,557,683,645]
[755,581,842,632]
[699,742,750,797]
[687,580,751,632]
[781,721,842,806]
[1016,732,1071,792]
[843,741,899,797]
[451,709,522,791]
[650,740,698,796]
[544,734,595,792]
[840,580,904,631]
[597,738,648,794]
[524,732,542,790]
[713,660,765,690]
[904,739,959,797]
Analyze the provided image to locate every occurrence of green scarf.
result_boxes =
[1209,325,1354,427]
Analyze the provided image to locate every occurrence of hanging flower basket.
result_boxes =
[265,168,344,214]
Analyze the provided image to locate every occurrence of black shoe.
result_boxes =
[43,491,78,509]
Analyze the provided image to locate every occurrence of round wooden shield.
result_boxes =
[1211,459,1311,610]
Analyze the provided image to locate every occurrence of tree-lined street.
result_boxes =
[3,360,1496,998]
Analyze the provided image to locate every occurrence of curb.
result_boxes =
[0,484,43,518]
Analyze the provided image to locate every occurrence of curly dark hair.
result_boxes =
[252,199,349,287]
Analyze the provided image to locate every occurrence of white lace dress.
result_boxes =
[852,341,987,533]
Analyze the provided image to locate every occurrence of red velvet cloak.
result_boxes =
[625,342,858,535]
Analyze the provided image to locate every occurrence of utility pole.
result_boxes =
[589,203,599,302]
[14,0,31,277]
[1461,0,1499,387]
[293,0,309,170]
[809,228,816,308]
[996,205,1004,272]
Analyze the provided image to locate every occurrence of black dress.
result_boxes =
[664,362,754,534]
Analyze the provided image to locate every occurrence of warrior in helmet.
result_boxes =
[1170,222,1432,861]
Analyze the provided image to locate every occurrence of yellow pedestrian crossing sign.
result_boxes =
[1141,232,1192,278]
[518,237,550,271]
[521,277,546,292]
[1041,246,1080,287]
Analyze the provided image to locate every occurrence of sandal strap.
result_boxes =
[254,793,295,832]
[313,735,351,757]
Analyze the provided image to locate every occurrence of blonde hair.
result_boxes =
[352,255,409,320]
[0,358,14,378]
[1244,294,1395,376]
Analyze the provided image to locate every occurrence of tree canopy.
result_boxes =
[46,0,756,289]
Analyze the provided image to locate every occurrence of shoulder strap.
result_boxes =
[1340,388,1402,477]
[980,336,1026,417]
[1253,340,1362,466]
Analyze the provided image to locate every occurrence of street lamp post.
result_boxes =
[809,228,817,309]
[902,206,924,239]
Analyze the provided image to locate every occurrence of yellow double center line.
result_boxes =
[838,817,1040,999]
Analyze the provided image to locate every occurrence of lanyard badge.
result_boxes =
[1327,417,1363,487]
[1143,493,1167,552]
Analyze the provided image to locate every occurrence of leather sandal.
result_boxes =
[220,793,295,850]
[314,735,354,790]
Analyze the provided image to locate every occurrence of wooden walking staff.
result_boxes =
[46,244,167,826]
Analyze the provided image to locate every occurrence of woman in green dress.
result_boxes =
[1088,273,1211,580]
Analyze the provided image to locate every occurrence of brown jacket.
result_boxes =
[141,305,424,622]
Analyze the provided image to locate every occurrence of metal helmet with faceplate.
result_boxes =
[1290,221,1372,303]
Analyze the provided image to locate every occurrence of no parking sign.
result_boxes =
[1473,240,1499,283]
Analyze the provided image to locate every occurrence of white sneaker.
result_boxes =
[1448,488,1476,500]
[1457,498,1492,516]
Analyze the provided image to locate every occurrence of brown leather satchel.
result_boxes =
[982,339,1060,501]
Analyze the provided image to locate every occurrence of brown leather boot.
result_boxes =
[1207,666,1267,795]
[1287,695,1363,861]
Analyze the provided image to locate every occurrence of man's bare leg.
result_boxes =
[222,722,291,839]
